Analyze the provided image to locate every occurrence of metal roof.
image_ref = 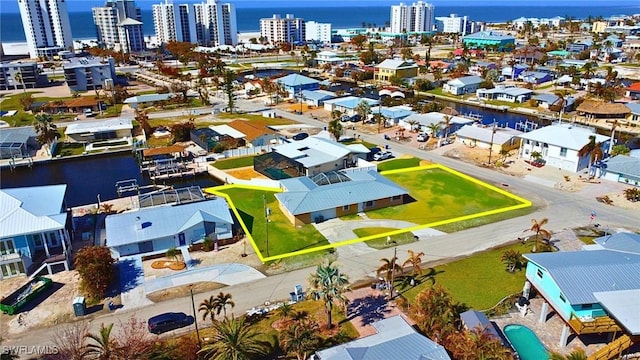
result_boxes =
[625,103,640,114]
[275,170,408,215]
[603,155,640,178]
[464,31,514,41]
[209,124,246,139]
[315,315,450,360]
[447,75,484,86]
[532,94,560,104]
[403,112,474,127]
[376,59,418,70]
[0,126,36,145]
[105,198,233,248]
[371,106,414,120]
[593,290,640,335]
[274,136,356,167]
[325,96,379,110]
[0,185,67,238]
[478,86,532,97]
[523,250,640,305]
[275,74,320,87]
[123,93,175,104]
[456,125,523,145]
[300,90,336,102]
[518,123,609,150]
[65,118,132,135]
[594,232,640,254]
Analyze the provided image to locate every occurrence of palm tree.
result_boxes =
[278,321,321,360]
[215,292,235,318]
[377,256,402,299]
[199,295,219,326]
[278,302,293,321]
[549,349,587,360]
[331,109,342,121]
[198,316,270,360]
[426,122,442,141]
[33,113,58,148]
[308,260,350,329]
[441,115,453,138]
[606,118,627,154]
[406,119,420,133]
[402,250,425,277]
[165,247,180,262]
[84,323,115,360]
[525,218,552,252]
[354,101,372,125]
[501,250,525,273]
[578,135,603,178]
[328,119,343,141]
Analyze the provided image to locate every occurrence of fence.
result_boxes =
[222,145,273,158]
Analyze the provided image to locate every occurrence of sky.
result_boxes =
[0,0,639,13]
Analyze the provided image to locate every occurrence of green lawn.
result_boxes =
[341,139,378,149]
[376,157,422,172]
[353,227,416,249]
[213,156,256,169]
[216,188,330,258]
[215,112,295,126]
[53,142,84,157]
[366,168,522,224]
[400,242,529,309]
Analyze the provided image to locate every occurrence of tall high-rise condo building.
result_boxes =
[153,0,197,44]
[260,14,305,45]
[390,1,435,34]
[305,21,332,44]
[17,0,73,59]
[193,0,238,46]
[93,0,145,53]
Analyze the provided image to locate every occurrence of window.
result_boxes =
[560,147,567,157]
[581,304,593,310]
[536,269,543,278]
[365,200,374,208]
[342,205,349,211]
[392,195,402,201]
[559,293,566,303]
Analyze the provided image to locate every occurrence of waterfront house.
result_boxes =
[599,155,640,185]
[123,93,176,109]
[575,100,630,122]
[517,123,609,172]
[105,197,234,258]
[0,127,37,160]
[43,97,105,115]
[626,103,640,129]
[626,82,640,100]
[253,136,370,179]
[518,71,552,84]
[374,59,419,82]
[275,170,408,225]
[299,89,336,107]
[63,57,116,92]
[522,232,640,347]
[462,31,515,51]
[443,75,484,95]
[370,105,414,126]
[476,86,533,103]
[190,125,246,153]
[0,185,72,280]
[275,74,320,98]
[226,120,280,147]
[64,118,133,146]
[455,125,522,152]
[323,96,379,116]
[400,112,475,136]
[315,315,450,360]
[531,94,575,111]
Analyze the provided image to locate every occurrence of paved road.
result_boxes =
[3,97,639,353]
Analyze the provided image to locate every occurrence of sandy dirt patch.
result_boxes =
[226,166,269,180]
[147,282,224,303]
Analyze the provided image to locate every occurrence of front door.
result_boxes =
[178,233,186,247]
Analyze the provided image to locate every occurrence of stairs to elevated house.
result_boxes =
[588,335,640,360]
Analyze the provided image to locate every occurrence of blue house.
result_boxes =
[501,64,529,80]
[275,74,320,97]
[105,198,234,258]
[518,71,552,84]
[0,185,72,280]
[523,232,640,346]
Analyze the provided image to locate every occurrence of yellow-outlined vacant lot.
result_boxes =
[205,164,531,262]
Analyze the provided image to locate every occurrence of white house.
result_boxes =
[105,198,234,258]
[399,112,475,136]
[517,123,609,173]
[315,51,343,65]
[599,155,640,186]
[323,96,379,116]
[456,124,522,152]
[476,86,533,103]
[443,75,484,95]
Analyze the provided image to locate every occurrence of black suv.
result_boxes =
[148,312,190,334]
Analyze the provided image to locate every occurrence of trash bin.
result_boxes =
[73,296,86,317]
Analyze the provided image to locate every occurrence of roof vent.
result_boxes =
[141,221,152,230]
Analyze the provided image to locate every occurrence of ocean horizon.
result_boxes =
[1,4,639,43]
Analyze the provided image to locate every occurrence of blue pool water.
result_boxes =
[504,324,549,360]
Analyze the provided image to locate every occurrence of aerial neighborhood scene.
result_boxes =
[2,0,640,358]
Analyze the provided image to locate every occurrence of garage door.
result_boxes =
[138,241,154,254]
[310,208,336,223]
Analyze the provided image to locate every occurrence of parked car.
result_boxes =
[367,147,382,161]
[148,312,190,334]
[417,133,429,142]
[340,115,350,122]
[349,114,361,123]
[292,132,309,141]
[83,108,94,117]
[373,151,393,161]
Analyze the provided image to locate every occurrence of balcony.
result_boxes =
[568,313,622,334]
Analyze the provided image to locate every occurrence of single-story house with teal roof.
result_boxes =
[275,74,320,98]
[0,185,72,279]
[105,198,234,258]
[299,90,336,107]
[123,93,176,109]
[523,232,640,346]
[315,315,450,360]
[476,86,533,103]
[275,169,408,225]
[323,96,379,116]
[599,155,640,185]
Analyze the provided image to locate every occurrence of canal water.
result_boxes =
[0,152,221,207]
[435,99,551,130]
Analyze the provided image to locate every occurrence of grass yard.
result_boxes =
[352,227,416,249]
[215,188,330,258]
[215,112,295,126]
[367,168,523,224]
[213,156,256,169]
[400,242,529,309]
[53,142,84,157]
[376,157,422,172]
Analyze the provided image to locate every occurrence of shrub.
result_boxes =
[74,246,114,300]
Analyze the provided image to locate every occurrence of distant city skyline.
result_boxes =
[1,0,639,13]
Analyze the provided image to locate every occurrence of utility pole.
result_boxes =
[190,286,201,348]
[389,247,397,300]
[487,120,497,166]
[263,194,270,257]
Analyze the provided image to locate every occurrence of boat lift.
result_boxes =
[115,179,140,197]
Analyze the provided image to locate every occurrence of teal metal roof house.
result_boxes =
[463,31,515,51]
[0,185,72,279]
[105,198,234,258]
[522,232,640,347]
[315,315,450,360]
[275,170,408,225]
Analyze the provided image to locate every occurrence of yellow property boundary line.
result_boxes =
[204,164,531,262]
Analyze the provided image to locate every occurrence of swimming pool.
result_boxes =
[503,324,549,360]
